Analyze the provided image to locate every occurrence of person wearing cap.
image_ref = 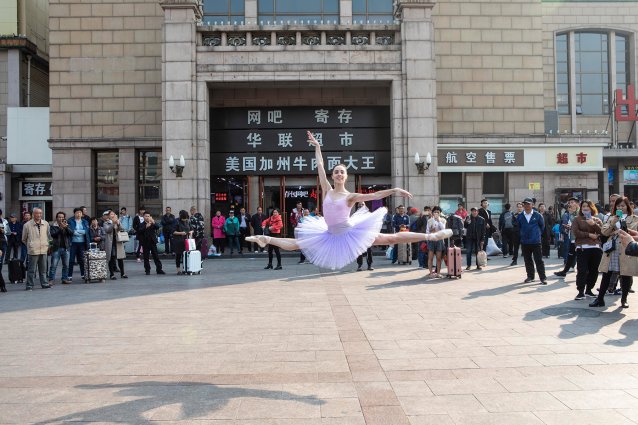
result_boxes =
[132,206,146,263]
[517,198,547,284]
[464,207,486,270]
[223,210,241,255]
[555,197,579,277]
[137,212,165,275]
[6,213,23,262]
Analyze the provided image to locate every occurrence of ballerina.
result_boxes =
[246,131,452,270]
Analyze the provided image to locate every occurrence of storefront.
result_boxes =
[18,179,53,221]
[437,143,606,215]
[210,105,392,234]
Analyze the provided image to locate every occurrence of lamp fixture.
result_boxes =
[169,155,185,178]
[414,152,432,174]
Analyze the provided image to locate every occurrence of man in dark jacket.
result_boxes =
[499,203,514,258]
[160,207,176,256]
[6,213,23,261]
[391,205,410,263]
[517,198,547,284]
[539,203,553,258]
[250,207,267,253]
[478,199,495,247]
[238,207,251,253]
[137,213,165,275]
[49,211,73,285]
[464,208,485,270]
[132,206,146,262]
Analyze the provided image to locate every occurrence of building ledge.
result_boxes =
[439,134,611,145]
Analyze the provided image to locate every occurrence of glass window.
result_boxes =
[483,172,504,195]
[440,172,463,195]
[556,33,569,114]
[352,0,393,24]
[203,0,245,24]
[95,151,119,217]
[258,0,339,24]
[139,151,162,218]
[556,31,630,116]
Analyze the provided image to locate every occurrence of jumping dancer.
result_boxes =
[247,131,452,270]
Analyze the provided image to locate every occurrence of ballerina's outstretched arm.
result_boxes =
[307,131,332,196]
[347,187,413,207]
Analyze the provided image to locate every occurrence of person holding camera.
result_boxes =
[590,196,637,309]
[571,200,603,301]
[49,212,73,285]
[137,213,165,276]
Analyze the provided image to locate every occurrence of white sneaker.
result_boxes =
[254,250,258,253]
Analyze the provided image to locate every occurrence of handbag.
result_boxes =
[117,230,130,242]
[477,250,488,267]
[185,238,197,251]
[603,237,615,253]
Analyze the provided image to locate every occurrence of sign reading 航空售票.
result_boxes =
[437,149,525,167]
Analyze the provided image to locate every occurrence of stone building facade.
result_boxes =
[48,0,635,227]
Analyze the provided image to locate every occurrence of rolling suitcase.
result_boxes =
[397,243,412,265]
[84,244,107,283]
[8,259,25,283]
[446,239,462,279]
[183,250,202,275]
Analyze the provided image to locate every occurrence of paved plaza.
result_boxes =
[1,254,638,424]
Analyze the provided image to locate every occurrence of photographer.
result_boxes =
[590,196,637,309]
[49,212,73,285]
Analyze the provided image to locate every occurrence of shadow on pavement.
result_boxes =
[35,381,324,424]
[523,301,627,340]
[605,318,638,347]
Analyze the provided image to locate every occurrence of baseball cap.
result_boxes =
[522,197,534,204]
[102,210,110,216]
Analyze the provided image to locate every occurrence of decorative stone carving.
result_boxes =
[227,34,246,46]
[351,34,370,45]
[252,34,271,46]
[276,34,296,45]
[301,34,321,45]
[326,34,345,45]
[202,35,222,46]
[375,34,395,45]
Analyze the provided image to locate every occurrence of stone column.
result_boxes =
[396,0,438,208]
[245,0,257,25]
[161,0,210,226]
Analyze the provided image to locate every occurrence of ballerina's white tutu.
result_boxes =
[295,192,387,270]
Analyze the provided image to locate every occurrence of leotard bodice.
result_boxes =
[322,192,353,231]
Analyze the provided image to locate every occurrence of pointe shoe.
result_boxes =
[426,229,453,241]
[246,235,270,248]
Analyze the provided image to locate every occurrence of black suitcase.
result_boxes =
[8,259,25,283]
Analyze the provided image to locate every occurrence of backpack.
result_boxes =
[503,211,514,229]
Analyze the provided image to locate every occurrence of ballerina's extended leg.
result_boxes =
[245,235,300,251]
[372,229,452,246]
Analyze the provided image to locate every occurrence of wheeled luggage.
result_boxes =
[84,244,107,283]
[396,243,412,265]
[446,240,462,279]
[8,259,25,283]
[183,250,202,275]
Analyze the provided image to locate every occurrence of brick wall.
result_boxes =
[433,0,545,135]
[49,0,162,140]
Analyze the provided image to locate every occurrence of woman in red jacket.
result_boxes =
[262,209,283,270]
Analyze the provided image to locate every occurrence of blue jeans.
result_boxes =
[418,248,427,268]
[49,247,70,281]
[69,242,86,278]
[226,235,240,253]
[466,239,480,268]
[561,237,571,264]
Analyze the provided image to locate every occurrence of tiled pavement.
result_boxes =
[1,253,637,424]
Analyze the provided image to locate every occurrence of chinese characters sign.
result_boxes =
[211,107,390,175]
[211,152,391,176]
[437,149,525,167]
[616,85,638,122]
[20,181,52,198]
